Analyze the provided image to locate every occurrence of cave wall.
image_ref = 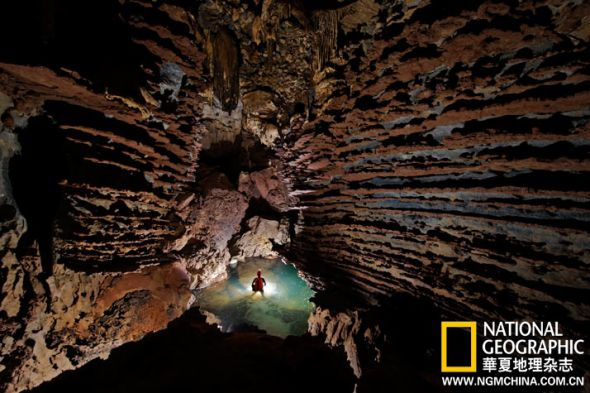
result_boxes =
[0,0,306,390]
[0,1,208,390]
[0,0,266,390]
[286,0,590,340]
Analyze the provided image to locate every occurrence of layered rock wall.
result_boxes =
[0,0,307,389]
[287,0,590,340]
[0,1,209,389]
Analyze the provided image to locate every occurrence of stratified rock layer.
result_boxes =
[0,0,310,390]
[287,0,590,342]
[0,1,214,391]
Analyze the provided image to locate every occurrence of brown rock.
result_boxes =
[238,167,290,211]
[234,216,290,260]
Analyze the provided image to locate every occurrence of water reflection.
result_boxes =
[195,258,315,338]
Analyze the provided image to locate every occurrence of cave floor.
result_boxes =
[195,257,315,337]
[28,308,356,393]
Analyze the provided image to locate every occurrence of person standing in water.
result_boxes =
[251,270,267,294]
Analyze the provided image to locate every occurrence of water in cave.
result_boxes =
[196,258,315,338]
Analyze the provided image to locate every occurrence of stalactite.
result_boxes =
[211,26,240,112]
[312,10,340,72]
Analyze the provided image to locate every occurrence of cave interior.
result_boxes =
[0,0,589,392]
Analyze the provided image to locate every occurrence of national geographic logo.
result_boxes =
[441,321,477,372]
[440,321,586,388]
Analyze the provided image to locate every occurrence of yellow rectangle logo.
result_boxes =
[441,321,477,372]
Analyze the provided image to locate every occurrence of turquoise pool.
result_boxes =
[195,258,315,338]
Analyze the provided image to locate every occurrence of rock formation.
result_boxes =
[0,0,589,391]
[234,216,290,260]
[288,0,590,344]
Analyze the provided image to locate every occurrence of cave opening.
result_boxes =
[195,257,315,338]
[197,135,275,187]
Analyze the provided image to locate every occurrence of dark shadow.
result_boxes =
[9,116,69,277]
[28,308,356,393]
[0,0,155,97]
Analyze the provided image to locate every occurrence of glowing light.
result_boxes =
[249,280,276,297]
[264,281,276,296]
